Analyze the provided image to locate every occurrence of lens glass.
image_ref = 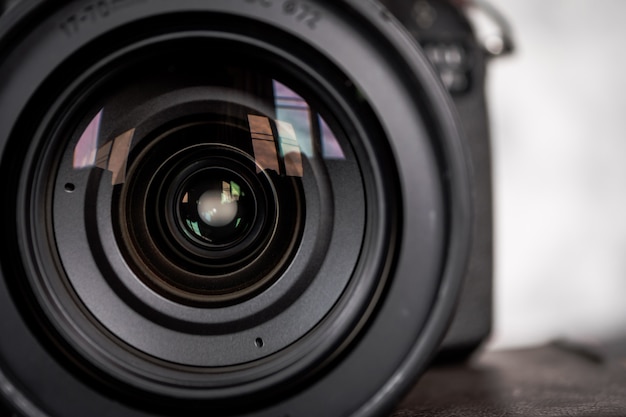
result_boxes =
[35,34,375,390]
[54,37,364,316]
[177,169,254,246]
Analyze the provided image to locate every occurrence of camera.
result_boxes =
[0,0,507,416]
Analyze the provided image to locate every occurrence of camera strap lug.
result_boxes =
[460,0,515,57]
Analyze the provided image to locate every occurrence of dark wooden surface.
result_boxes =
[393,340,626,417]
[2,341,626,416]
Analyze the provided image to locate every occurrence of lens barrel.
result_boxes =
[0,1,472,416]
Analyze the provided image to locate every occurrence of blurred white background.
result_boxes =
[484,0,626,350]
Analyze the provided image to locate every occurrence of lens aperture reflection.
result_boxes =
[197,184,239,227]
[178,171,255,247]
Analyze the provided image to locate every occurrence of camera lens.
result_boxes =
[0,2,472,416]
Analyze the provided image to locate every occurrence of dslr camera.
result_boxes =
[0,0,509,416]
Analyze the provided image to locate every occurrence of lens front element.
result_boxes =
[40,36,372,378]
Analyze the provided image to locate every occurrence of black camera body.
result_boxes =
[0,0,497,416]
[382,0,495,358]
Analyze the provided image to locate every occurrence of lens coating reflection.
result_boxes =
[196,183,239,227]
[178,170,255,246]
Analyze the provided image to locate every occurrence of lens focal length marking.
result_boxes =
[282,1,322,29]
[59,0,146,38]
[242,0,322,30]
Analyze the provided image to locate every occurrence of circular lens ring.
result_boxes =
[155,144,274,261]
[47,30,378,383]
[119,135,297,303]
[131,140,271,259]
